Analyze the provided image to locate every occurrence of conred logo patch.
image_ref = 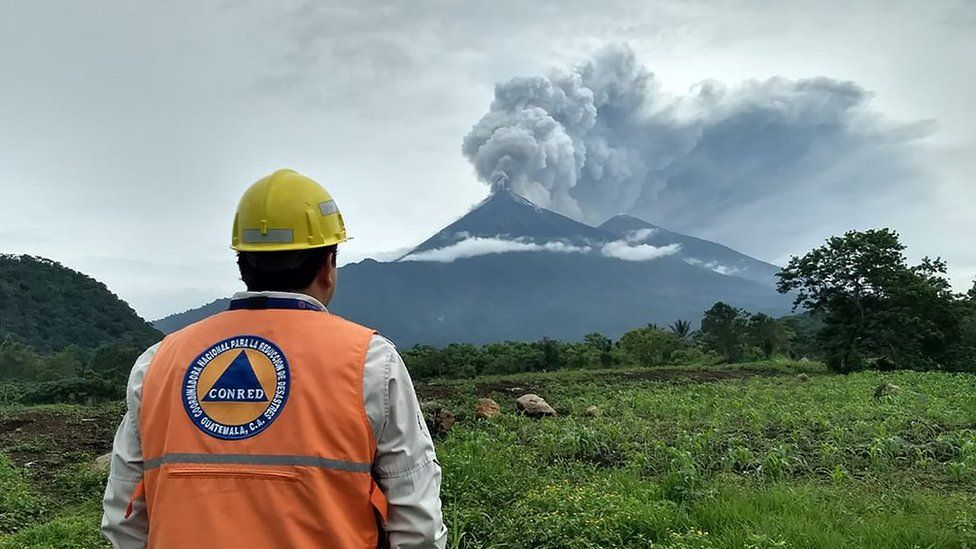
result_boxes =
[182,335,290,440]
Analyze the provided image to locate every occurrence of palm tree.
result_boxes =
[669,319,692,340]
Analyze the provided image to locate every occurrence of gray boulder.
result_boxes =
[516,394,557,418]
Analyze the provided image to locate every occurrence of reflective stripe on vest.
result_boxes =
[138,299,384,548]
[143,453,371,473]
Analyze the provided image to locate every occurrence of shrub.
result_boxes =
[618,327,683,367]
[22,376,122,405]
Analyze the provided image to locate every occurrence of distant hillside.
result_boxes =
[0,255,162,352]
[153,298,230,334]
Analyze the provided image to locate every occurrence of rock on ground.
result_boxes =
[516,394,557,418]
[476,398,501,419]
[92,452,112,474]
[422,403,456,435]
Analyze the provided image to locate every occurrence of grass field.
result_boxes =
[1,361,975,548]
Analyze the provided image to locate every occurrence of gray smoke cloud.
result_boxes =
[462,44,932,235]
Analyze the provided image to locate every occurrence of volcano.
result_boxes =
[154,190,791,346]
[405,188,610,255]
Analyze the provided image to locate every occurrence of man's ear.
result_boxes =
[316,253,336,287]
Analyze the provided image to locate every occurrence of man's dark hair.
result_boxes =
[237,245,337,292]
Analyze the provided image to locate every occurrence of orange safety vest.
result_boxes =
[133,296,388,548]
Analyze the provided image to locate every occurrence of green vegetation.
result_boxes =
[403,309,803,382]
[0,255,161,352]
[778,228,976,372]
[0,342,146,405]
[1,363,974,547]
[433,365,976,547]
[0,454,47,535]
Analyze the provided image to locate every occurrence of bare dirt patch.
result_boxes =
[417,383,457,401]
[0,405,123,490]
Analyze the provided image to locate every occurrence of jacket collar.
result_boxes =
[229,291,328,312]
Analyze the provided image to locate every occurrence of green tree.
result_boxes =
[402,345,455,379]
[669,319,693,340]
[699,302,749,362]
[440,343,486,378]
[482,342,546,375]
[582,333,614,367]
[583,333,612,353]
[781,313,823,360]
[37,345,87,381]
[618,327,682,366]
[956,282,976,370]
[0,339,41,381]
[777,228,965,372]
[535,337,565,371]
[747,313,793,359]
[878,257,962,369]
[85,343,142,389]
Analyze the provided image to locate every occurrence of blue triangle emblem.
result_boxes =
[202,351,269,402]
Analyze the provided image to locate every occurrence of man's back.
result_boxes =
[139,303,382,547]
[102,292,447,548]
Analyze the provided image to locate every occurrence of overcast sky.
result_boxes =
[1,0,973,320]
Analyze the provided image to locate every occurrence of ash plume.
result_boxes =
[462,44,931,237]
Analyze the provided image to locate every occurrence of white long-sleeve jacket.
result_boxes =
[101,291,447,549]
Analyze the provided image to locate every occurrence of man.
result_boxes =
[102,169,447,548]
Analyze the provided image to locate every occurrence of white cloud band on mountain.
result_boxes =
[399,233,680,263]
[685,257,741,276]
[601,241,680,261]
[594,227,680,261]
[399,237,590,263]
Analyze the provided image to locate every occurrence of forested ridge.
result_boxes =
[0,255,161,352]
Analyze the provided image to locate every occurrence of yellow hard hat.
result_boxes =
[231,169,349,252]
